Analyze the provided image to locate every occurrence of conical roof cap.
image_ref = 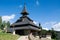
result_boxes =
[21,4,29,15]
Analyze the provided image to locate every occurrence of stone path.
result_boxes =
[17,36,29,40]
[41,38,51,40]
[17,36,51,40]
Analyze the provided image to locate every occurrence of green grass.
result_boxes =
[52,39,56,40]
[0,29,3,32]
[0,32,20,40]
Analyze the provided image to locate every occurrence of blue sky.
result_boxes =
[0,0,60,31]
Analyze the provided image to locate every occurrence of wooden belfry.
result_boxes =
[10,4,41,35]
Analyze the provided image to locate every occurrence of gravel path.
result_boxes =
[17,36,29,40]
[17,36,51,40]
[41,38,51,40]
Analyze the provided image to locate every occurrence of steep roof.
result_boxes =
[10,4,41,31]
[21,4,29,15]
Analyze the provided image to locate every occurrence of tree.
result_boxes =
[6,21,10,28]
[2,21,7,29]
[39,23,42,29]
[41,30,47,35]
[0,16,10,33]
[39,23,47,35]
[51,28,57,39]
[0,16,2,29]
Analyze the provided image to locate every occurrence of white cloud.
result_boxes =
[33,21,37,24]
[33,21,39,26]
[2,14,15,22]
[42,21,60,31]
[44,22,56,26]
[43,21,57,29]
[52,22,60,31]
[33,21,49,30]
[42,27,49,30]
[36,0,39,6]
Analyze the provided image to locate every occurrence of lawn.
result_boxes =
[52,39,56,40]
[0,32,20,40]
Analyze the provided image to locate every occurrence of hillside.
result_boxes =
[0,32,20,40]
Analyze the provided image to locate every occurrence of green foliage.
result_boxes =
[2,21,10,33]
[51,28,57,39]
[0,16,2,24]
[39,23,42,29]
[0,16,19,40]
[0,16,6,30]
[0,29,3,33]
[2,21,6,27]
[0,16,10,31]
[41,30,47,35]
[1,24,4,30]
[1,21,7,30]
[6,21,10,28]
[52,39,56,40]
[0,16,2,29]
[47,30,51,33]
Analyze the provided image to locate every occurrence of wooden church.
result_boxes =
[10,4,41,35]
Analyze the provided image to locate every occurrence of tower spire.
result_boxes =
[21,3,29,16]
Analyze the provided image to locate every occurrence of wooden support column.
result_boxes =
[12,25,15,35]
[13,30,15,35]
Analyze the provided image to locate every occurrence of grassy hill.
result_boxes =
[0,29,20,40]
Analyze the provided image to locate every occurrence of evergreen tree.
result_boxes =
[0,16,10,32]
[2,21,7,29]
[51,28,57,39]
[39,23,42,37]
[6,21,10,28]
[39,23,42,29]
[0,16,2,29]
[41,30,47,35]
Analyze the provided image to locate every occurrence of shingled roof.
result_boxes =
[10,4,41,31]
